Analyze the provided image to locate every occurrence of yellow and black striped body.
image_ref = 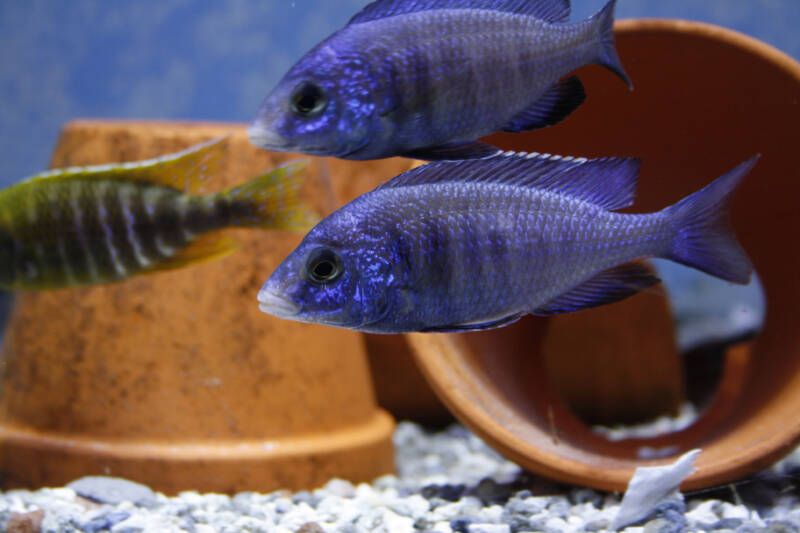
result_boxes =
[0,138,315,290]
[0,178,243,289]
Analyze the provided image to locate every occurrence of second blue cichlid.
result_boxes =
[248,0,631,161]
[258,152,756,333]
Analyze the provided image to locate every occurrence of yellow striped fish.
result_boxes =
[0,137,317,289]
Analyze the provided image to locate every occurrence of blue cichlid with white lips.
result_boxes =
[248,0,631,161]
[258,152,756,333]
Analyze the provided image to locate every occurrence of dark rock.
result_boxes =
[473,478,513,505]
[450,517,473,533]
[421,483,466,502]
[82,510,132,533]
[68,476,157,508]
[569,488,604,507]
[504,515,533,533]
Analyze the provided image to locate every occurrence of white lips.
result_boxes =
[246,122,288,150]
[257,289,300,317]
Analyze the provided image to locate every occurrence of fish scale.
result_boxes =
[259,153,755,333]
[249,0,630,160]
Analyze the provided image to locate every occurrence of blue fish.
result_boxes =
[248,0,631,161]
[257,152,756,333]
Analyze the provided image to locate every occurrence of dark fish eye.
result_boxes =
[290,81,327,117]
[306,248,342,283]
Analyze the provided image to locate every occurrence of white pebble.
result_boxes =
[467,524,510,533]
[685,500,719,523]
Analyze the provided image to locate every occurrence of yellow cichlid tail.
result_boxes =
[222,160,319,231]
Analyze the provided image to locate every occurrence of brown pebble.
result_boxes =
[296,522,325,533]
[7,509,45,533]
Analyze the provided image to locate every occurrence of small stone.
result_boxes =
[422,484,467,502]
[450,517,473,533]
[473,478,512,505]
[763,521,800,533]
[68,476,157,508]
[685,500,719,524]
[111,513,151,533]
[275,497,292,514]
[544,516,569,531]
[711,517,743,529]
[7,509,45,533]
[583,518,610,532]
[322,479,355,498]
[504,495,549,515]
[466,524,510,533]
[718,502,750,520]
[390,494,429,519]
[569,488,604,507]
[292,491,315,506]
[296,522,325,533]
[643,517,681,533]
[82,510,132,533]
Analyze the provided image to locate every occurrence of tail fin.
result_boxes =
[590,0,633,89]
[223,160,319,231]
[663,156,759,284]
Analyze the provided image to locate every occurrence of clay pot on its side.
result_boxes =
[410,19,800,491]
[0,121,395,494]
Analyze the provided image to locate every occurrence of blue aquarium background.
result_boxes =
[0,1,790,343]
[1,0,798,185]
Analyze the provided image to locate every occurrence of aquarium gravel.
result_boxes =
[2,422,800,533]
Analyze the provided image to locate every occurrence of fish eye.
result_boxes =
[306,248,342,283]
[290,81,327,117]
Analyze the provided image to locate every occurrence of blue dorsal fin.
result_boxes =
[379,151,641,211]
[532,263,660,315]
[349,0,570,25]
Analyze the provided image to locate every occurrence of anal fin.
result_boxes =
[502,76,586,132]
[143,233,239,275]
[532,263,660,316]
[422,313,522,332]
[404,140,501,161]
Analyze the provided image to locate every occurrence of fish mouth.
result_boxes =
[257,289,301,318]
[247,122,290,150]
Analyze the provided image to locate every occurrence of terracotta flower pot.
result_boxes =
[0,120,395,494]
[409,19,800,491]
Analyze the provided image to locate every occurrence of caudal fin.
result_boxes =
[590,0,633,89]
[663,156,758,284]
[223,160,319,231]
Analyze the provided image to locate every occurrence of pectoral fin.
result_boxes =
[532,263,660,315]
[404,140,501,161]
[143,233,239,274]
[422,313,522,332]
[501,76,586,132]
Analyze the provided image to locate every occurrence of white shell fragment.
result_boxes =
[612,448,701,530]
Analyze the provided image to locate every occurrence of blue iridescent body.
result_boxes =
[248,0,631,161]
[258,152,756,333]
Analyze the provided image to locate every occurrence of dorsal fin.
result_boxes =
[29,136,229,194]
[378,151,641,211]
[349,0,570,25]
